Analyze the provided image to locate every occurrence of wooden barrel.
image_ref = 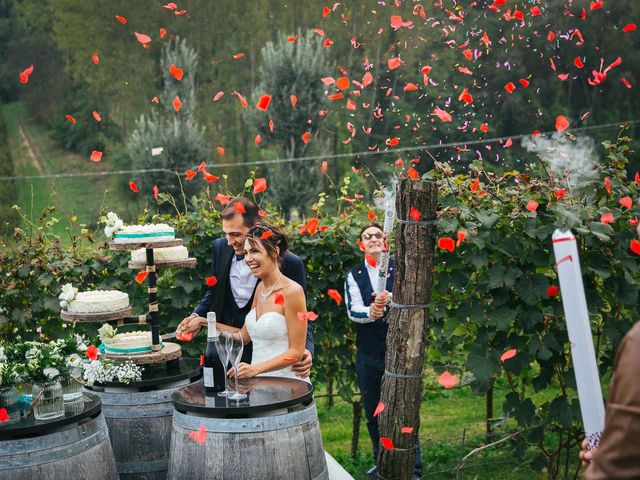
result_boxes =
[168,401,328,480]
[88,358,202,480]
[0,412,117,480]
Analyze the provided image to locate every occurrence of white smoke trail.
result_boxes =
[521,129,599,192]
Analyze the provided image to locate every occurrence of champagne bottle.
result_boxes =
[203,312,225,394]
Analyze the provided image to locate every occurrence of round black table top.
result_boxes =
[172,377,313,416]
[0,392,101,441]
[88,357,201,389]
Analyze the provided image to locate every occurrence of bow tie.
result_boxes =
[235,254,245,261]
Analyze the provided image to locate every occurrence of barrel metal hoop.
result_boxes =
[103,407,174,419]
[117,459,169,474]
[0,415,109,470]
[173,402,319,433]
[94,389,174,406]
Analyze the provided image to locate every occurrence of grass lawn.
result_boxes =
[316,383,580,480]
[2,102,136,238]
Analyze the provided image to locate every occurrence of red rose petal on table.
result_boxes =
[409,208,421,222]
[253,177,267,194]
[274,292,284,306]
[176,331,193,342]
[504,82,516,94]
[500,349,518,362]
[437,238,455,253]
[173,96,182,112]
[620,196,632,209]
[0,408,9,423]
[204,172,218,183]
[129,181,139,192]
[153,185,159,201]
[135,271,148,284]
[215,194,230,205]
[555,115,570,132]
[205,276,218,287]
[189,424,207,445]
[600,213,614,225]
[365,254,377,268]
[115,15,127,24]
[380,437,394,450]
[92,111,102,122]
[327,289,342,305]
[401,426,414,434]
[306,218,319,235]
[630,240,640,255]
[89,150,102,162]
[438,371,458,389]
[233,203,246,214]
[301,132,311,144]
[169,64,184,81]
[546,285,559,297]
[256,94,272,111]
[86,345,99,360]
[373,402,384,417]
[526,199,539,212]
[65,114,76,124]
[134,32,152,45]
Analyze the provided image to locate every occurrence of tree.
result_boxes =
[247,30,331,219]
[128,37,208,202]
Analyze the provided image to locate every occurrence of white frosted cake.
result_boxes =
[67,290,129,313]
[103,331,154,355]
[113,224,175,244]
[131,246,188,263]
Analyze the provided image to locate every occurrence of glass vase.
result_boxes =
[31,381,64,421]
[0,385,21,425]
[62,376,83,402]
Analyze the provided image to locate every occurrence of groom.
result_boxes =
[177,197,313,377]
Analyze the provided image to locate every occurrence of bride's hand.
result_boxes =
[229,362,260,379]
[291,349,312,378]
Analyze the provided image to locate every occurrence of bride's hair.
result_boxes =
[246,223,289,265]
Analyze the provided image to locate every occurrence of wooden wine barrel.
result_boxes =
[87,358,201,480]
[0,395,117,480]
[167,378,328,480]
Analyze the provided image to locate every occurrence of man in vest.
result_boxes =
[345,223,421,479]
[177,197,313,375]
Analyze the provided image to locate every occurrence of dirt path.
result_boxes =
[17,117,46,175]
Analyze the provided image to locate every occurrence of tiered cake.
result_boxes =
[130,246,189,263]
[102,331,154,355]
[67,290,130,313]
[113,224,175,244]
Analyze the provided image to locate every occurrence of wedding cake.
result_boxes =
[113,224,175,244]
[62,288,130,314]
[131,245,189,263]
[103,331,154,355]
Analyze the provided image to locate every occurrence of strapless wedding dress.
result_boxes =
[244,308,310,383]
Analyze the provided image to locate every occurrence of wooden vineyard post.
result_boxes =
[377,178,437,480]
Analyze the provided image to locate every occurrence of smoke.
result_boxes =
[521,130,599,192]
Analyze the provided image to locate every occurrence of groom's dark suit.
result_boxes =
[193,237,314,362]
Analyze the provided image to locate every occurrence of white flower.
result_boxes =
[66,354,82,368]
[58,283,78,309]
[98,323,117,341]
[43,367,60,379]
[103,212,123,238]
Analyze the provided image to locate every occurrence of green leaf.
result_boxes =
[548,396,573,428]
[487,265,522,290]
[475,210,500,229]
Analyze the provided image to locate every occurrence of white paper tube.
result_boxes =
[552,229,605,450]
[376,193,396,295]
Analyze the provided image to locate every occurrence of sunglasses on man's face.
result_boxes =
[361,232,383,240]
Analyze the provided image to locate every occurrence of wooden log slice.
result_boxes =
[61,306,134,323]
[103,342,182,365]
[107,239,183,250]
[127,258,197,269]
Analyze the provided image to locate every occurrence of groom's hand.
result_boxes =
[291,349,312,378]
[177,314,203,336]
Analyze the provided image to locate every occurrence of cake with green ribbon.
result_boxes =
[103,330,155,355]
[113,223,175,244]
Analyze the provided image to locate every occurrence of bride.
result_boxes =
[223,223,309,381]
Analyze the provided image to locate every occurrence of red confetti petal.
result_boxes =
[135,271,148,284]
[368,209,377,221]
[274,292,285,306]
[232,91,248,108]
[129,181,139,193]
[546,285,559,297]
[623,23,637,33]
[605,177,611,195]
[407,168,420,180]
[437,238,455,253]
[115,15,127,24]
[387,56,402,70]
[365,254,377,268]
[0,408,9,423]
[89,151,102,162]
[91,53,99,65]
[253,177,267,194]
[176,331,193,342]
[555,115,570,132]
[401,426,414,434]
[134,32,152,45]
[619,196,633,209]
[336,77,350,90]
[65,114,76,124]
[86,345,99,360]
[153,185,159,201]
[409,208,421,222]
[92,111,102,122]
[327,289,342,305]
[373,402,385,417]
[188,424,207,445]
[185,169,197,180]
[307,311,318,321]
[526,199,539,212]
[301,131,311,144]
[438,371,458,389]
[216,193,230,205]
[630,239,640,255]
[500,349,518,362]
[169,64,184,81]
[233,202,246,214]
[433,107,452,122]
[205,276,218,287]
[600,212,614,225]
[380,437,394,450]
[504,82,516,94]
[306,217,319,235]
[574,57,584,69]
[173,96,182,112]
[204,172,219,183]
[256,94,272,111]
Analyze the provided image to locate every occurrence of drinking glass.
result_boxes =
[214,331,233,397]
[228,331,247,401]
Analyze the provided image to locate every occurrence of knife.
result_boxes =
[160,331,194,341]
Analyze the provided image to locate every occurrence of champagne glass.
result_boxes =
[228,331,247,401]
[214,331,232,397]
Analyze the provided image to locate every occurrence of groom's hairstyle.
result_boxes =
[221,197,261,228]
[246,223,289,265]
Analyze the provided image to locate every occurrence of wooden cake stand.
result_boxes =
[61,306,133,323]
[107,239,183,250]
[128,258,197,269]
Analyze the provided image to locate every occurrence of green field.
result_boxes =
[1,102,137,237]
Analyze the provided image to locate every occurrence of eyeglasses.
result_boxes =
[361,232,383,240]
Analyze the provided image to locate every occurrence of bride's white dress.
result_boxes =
[244,308,310,383]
